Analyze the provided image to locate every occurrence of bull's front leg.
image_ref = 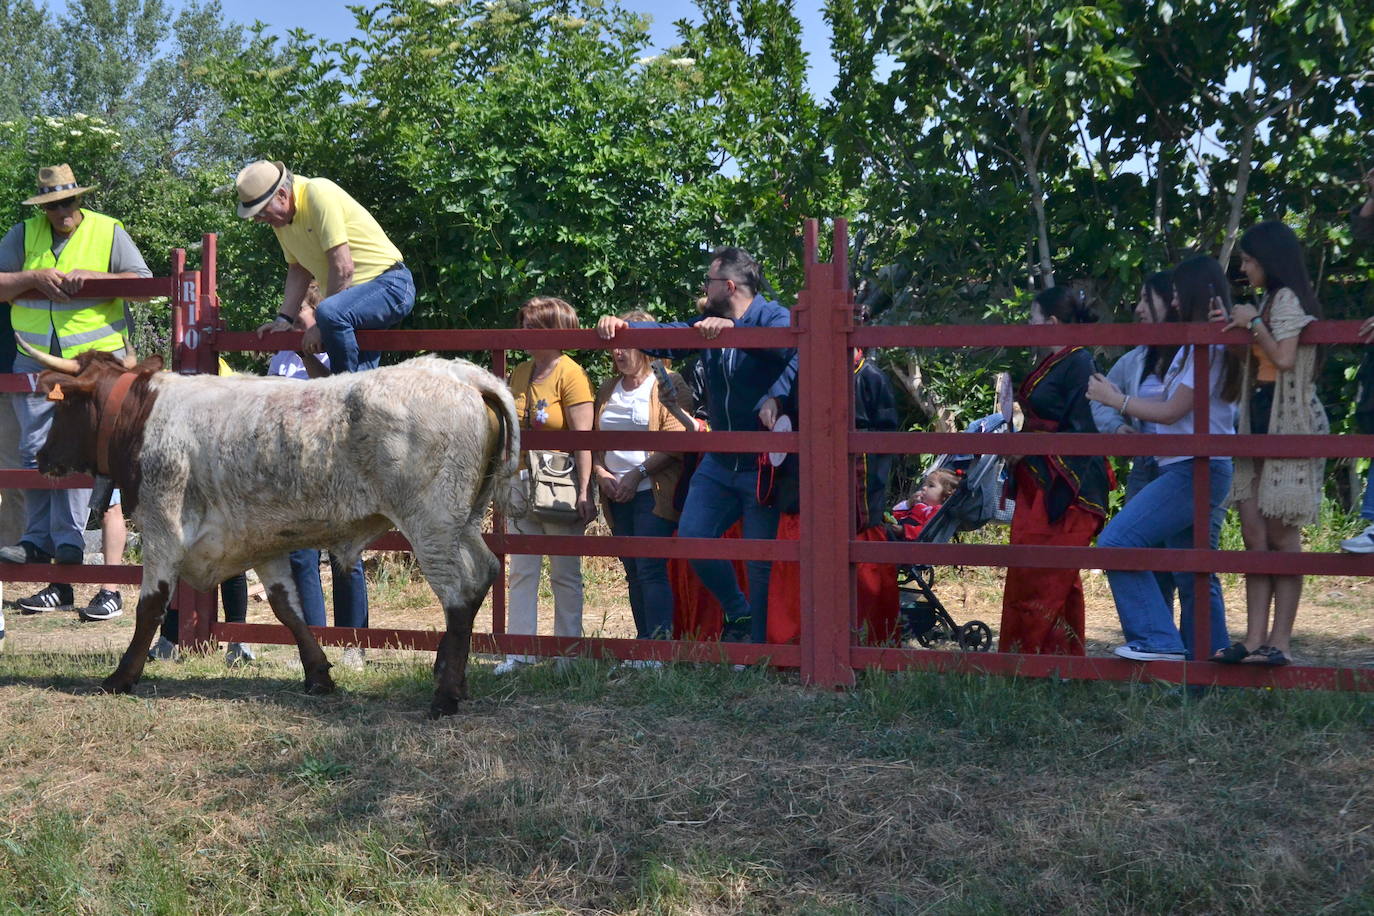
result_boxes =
[254,555,335,695]
[101,578,174,695]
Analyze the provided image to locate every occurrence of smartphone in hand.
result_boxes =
[1210,282,1229,322]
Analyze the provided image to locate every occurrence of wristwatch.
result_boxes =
[635,463,648,477]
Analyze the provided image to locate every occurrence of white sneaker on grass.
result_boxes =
[1113,644,1185,662]
[224,642,256,667]
[147,636,179,661]
[1340,523,1374,554]
[493,655,533,676]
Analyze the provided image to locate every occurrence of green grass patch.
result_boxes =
[0,652,1369,913]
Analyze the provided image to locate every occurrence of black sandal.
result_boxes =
[1259,646,1292,667]
[1210,642,1253,664]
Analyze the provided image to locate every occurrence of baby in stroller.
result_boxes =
[886,469,961,542]
[889,412,1013,651]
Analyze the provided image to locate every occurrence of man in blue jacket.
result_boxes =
[597,247,796,642]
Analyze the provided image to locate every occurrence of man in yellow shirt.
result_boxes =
[237,160,414,373]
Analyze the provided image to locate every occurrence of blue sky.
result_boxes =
[209,0,841,97]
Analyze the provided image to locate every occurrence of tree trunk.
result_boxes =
[1218,121,1256,266]
[1015,109,1055,288]
[894,353,956,433]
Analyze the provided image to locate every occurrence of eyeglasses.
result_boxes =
[41,198,80,212]
[704,275,731,285]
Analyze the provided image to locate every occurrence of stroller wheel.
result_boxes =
[915,616,956,648]
[958,620,993,652]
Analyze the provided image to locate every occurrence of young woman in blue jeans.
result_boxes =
[1086,255,1242,661]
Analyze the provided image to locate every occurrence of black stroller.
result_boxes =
[897,412,1014,652]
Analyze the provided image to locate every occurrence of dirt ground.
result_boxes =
[4,550,1371,670]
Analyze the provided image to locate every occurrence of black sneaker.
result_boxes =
[80,589,123,621]
[720,618,752,643]
[18,584,74,614]
[53,544,84,566]
[0,541,52,564]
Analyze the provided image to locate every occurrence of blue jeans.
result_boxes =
[1362,462,1374,521]
[315,266,415,372]
[677,454,779,642]
[1100,458,1232,658]
[607,488,676,638]
[290,549,369,628]
[1125,456,1177,612]
[161,574,248,643]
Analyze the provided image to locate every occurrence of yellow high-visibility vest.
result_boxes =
[13,210,126,358]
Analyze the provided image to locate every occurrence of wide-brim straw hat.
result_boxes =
[22,164,96,206]
[235,160,289,219]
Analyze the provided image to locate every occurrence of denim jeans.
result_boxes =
[315,265,415,372]
[290,549,369,628]
[1124,456,1177,612]
[1100,458,1232,658]
[162,574,248,643]
[607,488,676,638]
[1362,462,1374,522]
[676,453,779,642]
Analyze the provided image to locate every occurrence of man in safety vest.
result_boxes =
[0,164,151,617]
[238,160,414,373]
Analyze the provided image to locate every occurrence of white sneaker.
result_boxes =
[339,647,366,671]
[224,642,256,667]
[493,655,532,676]
[147,636,179,661]
[1113,644,1185,662]
[1340,523,1374,554]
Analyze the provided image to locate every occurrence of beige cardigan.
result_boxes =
[1229,288,1328,525]
[593,369,694,523]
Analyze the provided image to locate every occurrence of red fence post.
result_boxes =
[797,219,857,688]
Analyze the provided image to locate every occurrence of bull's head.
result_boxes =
[17,337,163,479]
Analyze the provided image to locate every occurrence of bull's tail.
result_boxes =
[475,381,520,519]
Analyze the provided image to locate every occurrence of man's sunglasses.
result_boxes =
[41,198,80,212]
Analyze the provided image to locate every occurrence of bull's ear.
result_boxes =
[37,370,97,399]
[139,355,164,373]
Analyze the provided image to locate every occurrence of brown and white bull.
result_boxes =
[20,343,518,717]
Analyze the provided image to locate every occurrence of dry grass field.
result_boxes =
[1,537,1371,914]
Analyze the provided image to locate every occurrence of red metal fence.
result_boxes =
[4,226,1371,691]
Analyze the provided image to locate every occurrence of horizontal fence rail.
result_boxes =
[3,226,1369,693]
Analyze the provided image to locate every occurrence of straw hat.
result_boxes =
[234,160,289,218]
[22,164,96,206]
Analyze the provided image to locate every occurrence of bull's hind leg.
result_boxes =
[254,555,335,695]
[101,576,174,695]
[411,526,499,718]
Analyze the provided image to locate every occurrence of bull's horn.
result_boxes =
[14,334,80,374]
[47,383,64,402]
[120,335,137,369]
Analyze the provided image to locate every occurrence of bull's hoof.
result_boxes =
[428,692,462,719]
[302,670,336,695]
[99,676,134,695]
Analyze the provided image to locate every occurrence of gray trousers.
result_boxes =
[0,392,26,545]
[13,393,91,554]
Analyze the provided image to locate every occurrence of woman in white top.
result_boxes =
[1091,270,1179,610]
[1087,255,1242,661]
[592,310,692,640]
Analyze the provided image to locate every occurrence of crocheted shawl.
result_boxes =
[1229,288,1328,525]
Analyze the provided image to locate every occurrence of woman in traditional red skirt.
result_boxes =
[999,287,1113,655]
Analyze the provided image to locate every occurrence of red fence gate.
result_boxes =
[3,226,1371,692]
